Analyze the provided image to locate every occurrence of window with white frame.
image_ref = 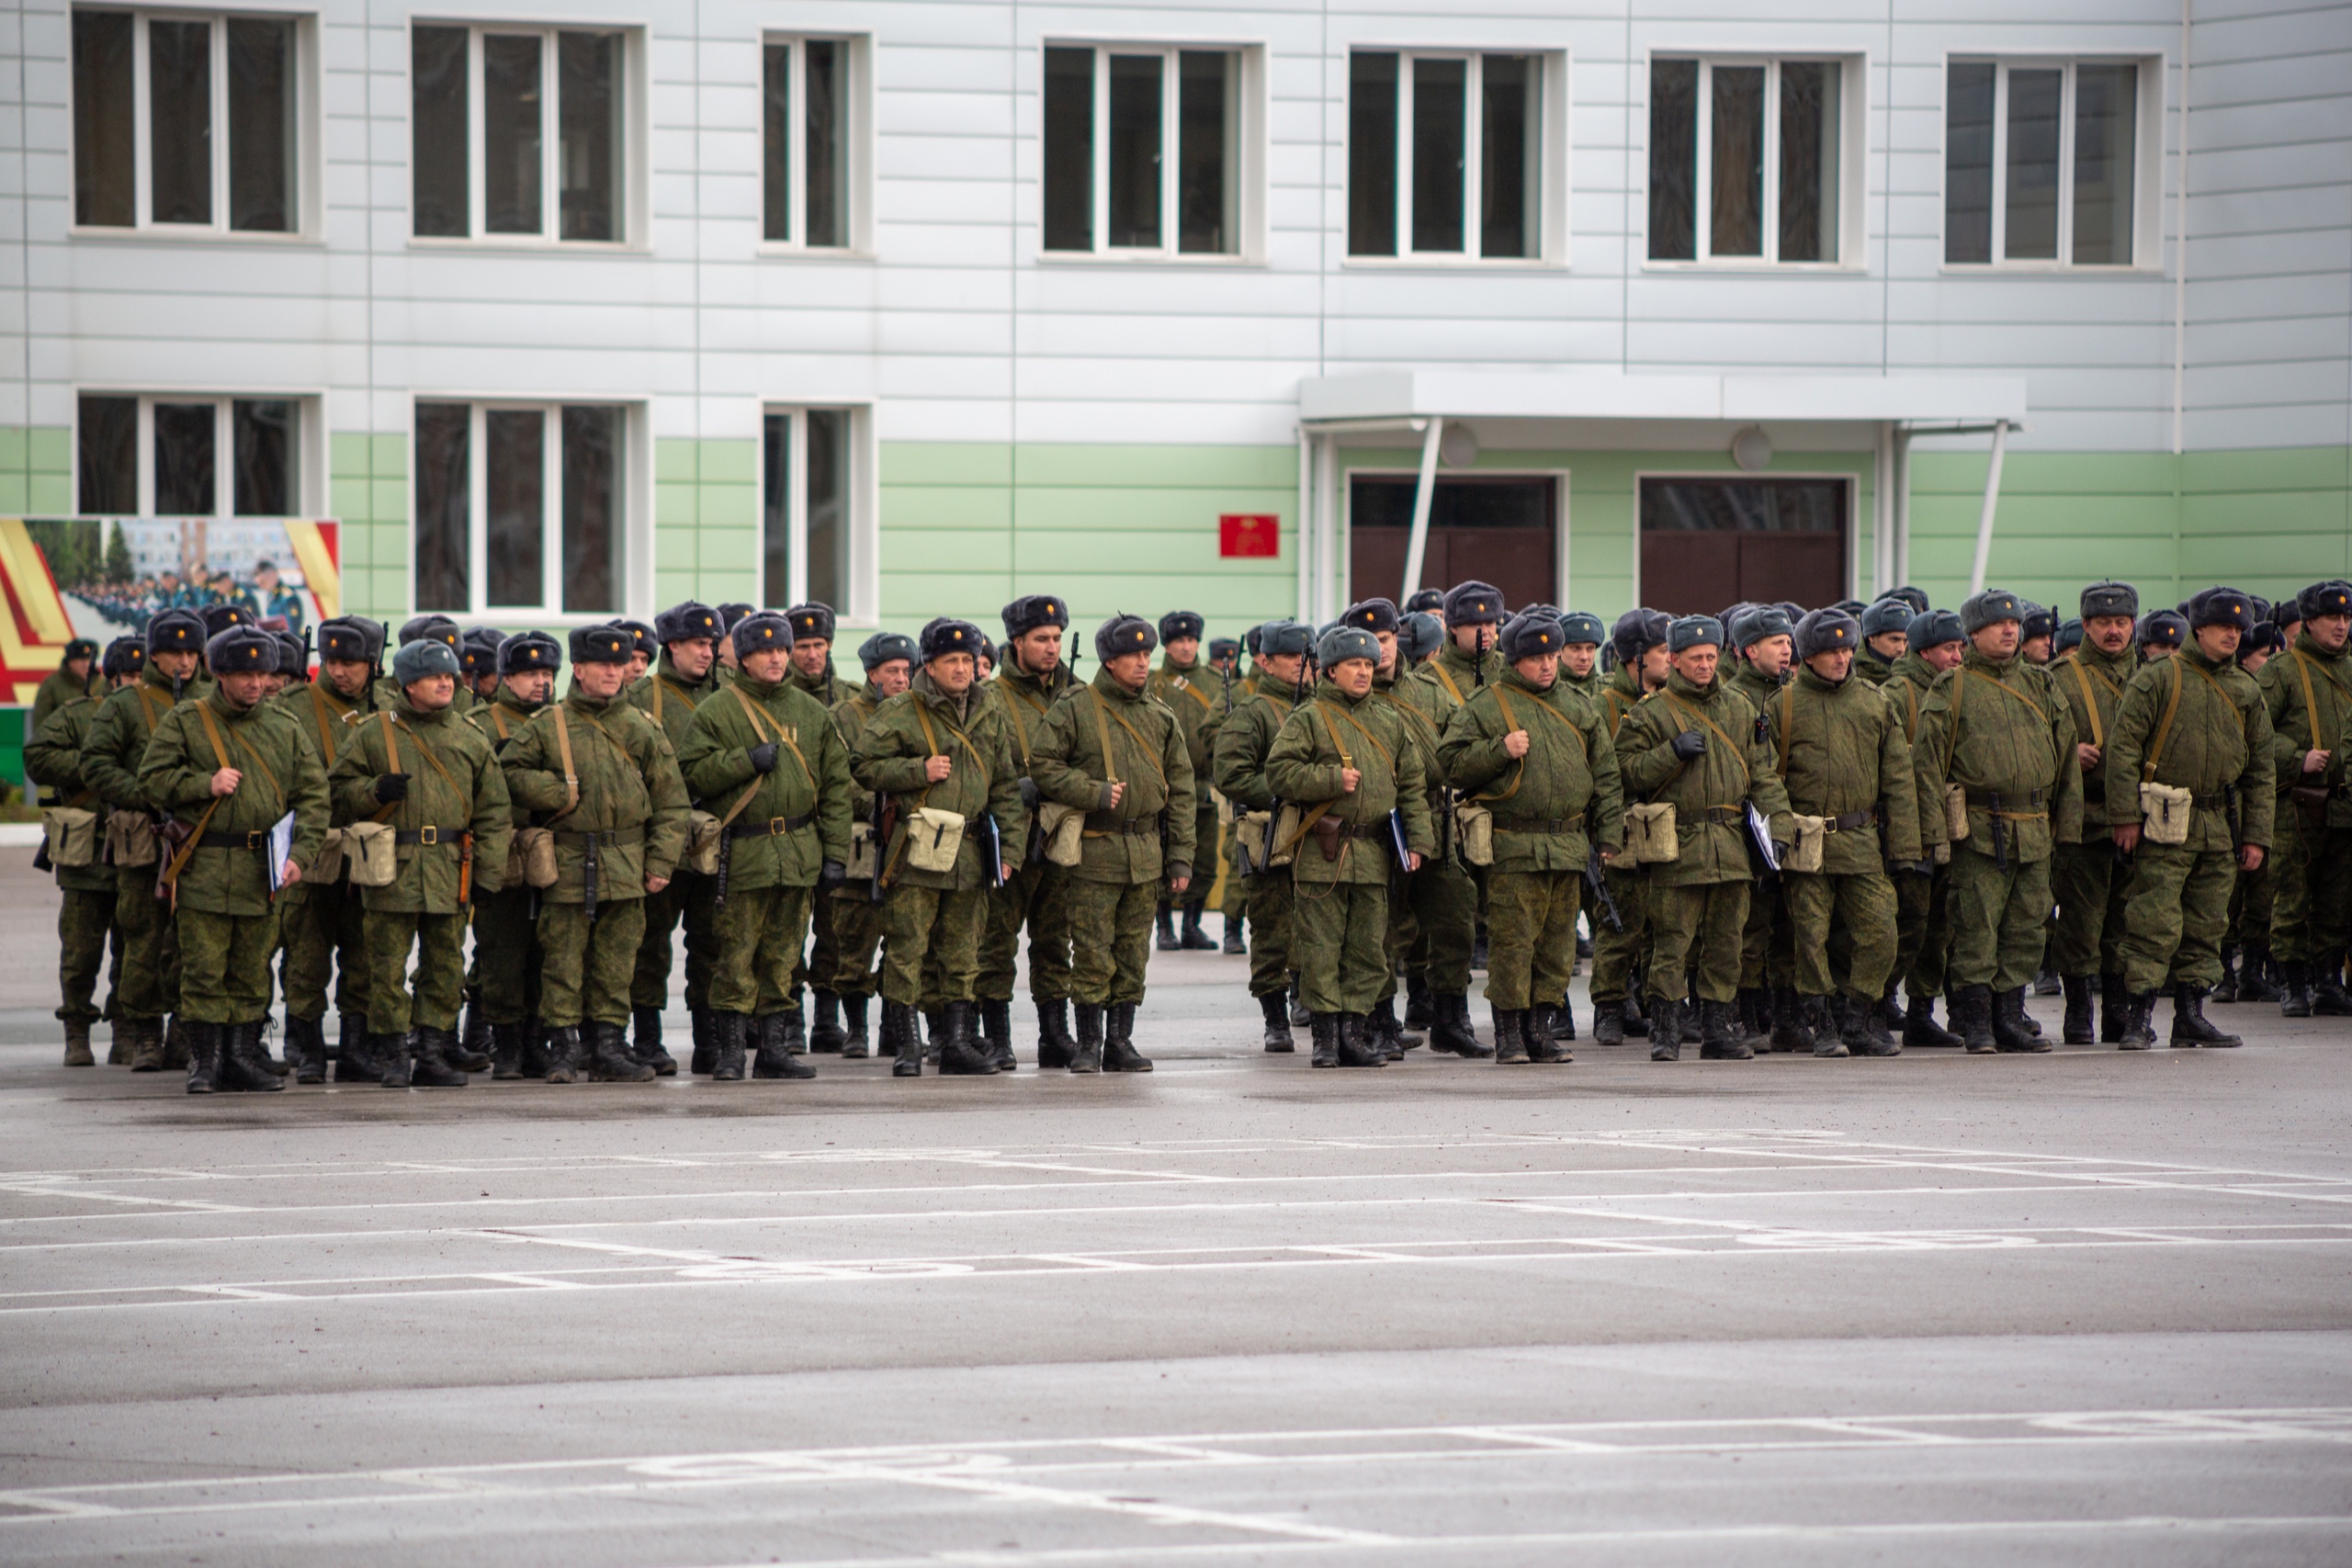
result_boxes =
[410,23,628,243]
[1042,44,1250,257]
[71,7,304,233]
[763,408,859,613]
[1348,51,1549,261]
[1649,56,1845,264]
[1945,60,2143,266]
[77,395,300,516]
[413,401,627,616]
[763,36,860,249]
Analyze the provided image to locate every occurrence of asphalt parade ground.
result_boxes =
[2,863,2349,1566]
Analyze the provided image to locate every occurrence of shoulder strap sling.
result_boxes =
[487,703,513,741]
[2290,649,2335,753]
[1166,673,1215,713]
[307,684,345,759]
[135,685,169,734]
[727,682,819,792]
[1663,691,1752,790]
[1087,686,1168,793]
[1962,667,2050,725]
[2142,655,2188,783]
[1778,683,1797,774]
[159,707,243,891]
[1429,662,1466,705]
[1470,688,1530,807]
[549,707,582,819]
[2065,658,2106,749]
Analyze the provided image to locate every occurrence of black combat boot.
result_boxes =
[1180,901,1217,950]
[709,1012,749,1080]
[631,1005,677,1076]
[491,1021,527,1079]
[61,1019,100,1069]
[1527,1004,1566,1065]
[1335,1014,1386,1067]
[1259,992,1295,1052]
[1069,1004,1105,1074]
[2061,976,2096,1044]
[2239,947,2281,1002]
[331,1010,366,1080]
[246,1021,289,1077]
[1902,995,1961,1049]
[458,1000,492,1069]
[1035,999,1074,1069]
[1221,913,1246,955]
[841,994,871,1059]
[752,1015,817,1078]
[121,1015,164,1072]
[1796,996,1846,1056]
[183,1021,220,1095]
[1592,998,1626,1047]
[1308,1014,1340,1069]
[1880,988,1906,1037]
[2169,985,2242,1048]
[1493,1004,1529,1065]
[2099,973,2131,1040]
[979,999,1016,1072]
[2278,960,2313,1018]
[2033,957,2063,998]
[1156,904,1181,952]
[582,1021,653,1081]
[1623,992,1651,1038]
[779,1007,808,1055]
[1404,973,1433,1031]
[1288,979,1310,1028]
[409,1027,469,1088]
[882,1002,920,1078]
[2117,991,2159,1050]
[922,1010,946,1065]
[542,1027,585,1084]
[1430,992,1491,1057]
[287,1015,327,1084]
[1770,987,1815,1053]
[2313,950,2352,1015]
[162,1017,187,1070]
[224,1021,285,1090]
[808,990,845,1052]
[1367,996,1411,1059]
[367,1032,412,1086]
[1647,998,1682,1062]
[938,1001,997,1076]
[1737,988,1770,1047]
[689,1008,718,1074]
[1844,995,1898,1056]
[1551,991,1577,1042]
[518,1018,554,1078]
[1953,986,1997,1054]
[1102,1003,1153,1072]
[1992,987,2047,1052]
[1698,999,1753,1060]
[2212,946,2241,1004]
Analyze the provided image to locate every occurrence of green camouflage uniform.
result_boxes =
[813,685,888,999]
[2048,641,2140,980]
[467,685,550,1025]
[2106,645,2275,993]
[1264,680,1436,1015]
[81,665,205,1025]
[26,694,117,1028]
[2258,633,2352,964]
[1212,677,1302,998]
[851,672,1026,1007]
[1855,642,1897,688]
[1437,669,1624,1010]
[978,659,1079,1004]
[1392,643,1498,996]
[1882,653,1955,1003]
[1587,666,1655,1009]
[1911,649,2083,993]
[498,688,691,1028]
[1727,660,1794,993]
[627,657,722,1014]
[1147,652,1226,931]
[137,687,330,1024]
[1616,671,1794,1005]
[329,697,514,1033]
[1028,667,1194,1007]
[676,671,854,1018]
[273,679,373,1026]
[31,665,93,740]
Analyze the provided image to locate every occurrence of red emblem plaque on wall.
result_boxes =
[1219,513,1280,558]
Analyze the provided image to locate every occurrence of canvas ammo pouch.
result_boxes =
[2139,783,2195,845]
[1036,800,1085,867]
[1944,784,1972,842]
[904,806,967,874]
[1453,801,1495,867]
[1268,803,1305,869]
[1624,802,1679,863]
[514,826,560,887]
[106,807,158,868]
[309,826,346,885]
[341,820,398,886]
[1784,814,1827,874]
[684,810,724,875]
[41,807,98,868]
[845,818,879,879]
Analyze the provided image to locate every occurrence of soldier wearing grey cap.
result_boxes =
[1214,619,1315,1053]
[1857,597,1913,686]
[978,595,1082,1067]
[1726,604,1798,1048]
[624,603,726,1075]
[2048,581,2144,1043]
[806,630,918,1062]
[1880,609,1970,1048]
[1588,608,1675,1048]
[2258,580,2352,1018]
[467,631,563,1077]
[1148,609,1226,954]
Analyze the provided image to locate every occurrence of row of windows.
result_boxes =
[69,10,2157,272]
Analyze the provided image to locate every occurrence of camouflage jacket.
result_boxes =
[1211,682,1300,815]
[137,686,331,917]
[628,653,718,750]
[82,663,206,812]
[1763,666,1924,873]
[1617,671,1794,887]
[26,694,115,893]
[2107,642,2275,852]
[1146,654,1226,807]
[851,671,1026,893]
[328,697,514,912]
[2259,632,2352,829]
[675,673,854,890]
[2049,641,2141,829]
[1438,667,1624,874]
[498,688,691,903]
[1028,666,1194,886]
[1263,679,1437,887]
[1912,649,2083,863]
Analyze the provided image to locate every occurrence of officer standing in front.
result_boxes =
[2048,581,2143,1043]
[625,601,724,1074]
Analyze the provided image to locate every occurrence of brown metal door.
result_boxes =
[1638,477,1848,614]
[1350,476,1556,608]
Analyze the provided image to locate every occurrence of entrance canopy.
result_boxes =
[1293,370,2030,620]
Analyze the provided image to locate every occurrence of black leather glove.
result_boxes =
[818,859,846,890]
[373,773,409,804]
[1019,776,1040,809]
[1669,729,1707,761]
[748,741,779,773]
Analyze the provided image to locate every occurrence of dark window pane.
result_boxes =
[228,17,296,231]
[1352,476,1553,531]
[762,412,789,606]
[1710,63,1763,256]
[1348,52,1397,256]
[806,409,848,614]
[1778,61,1837,262]
[484,34,543,235]
[560,406,620,613]
[558,32,619,242]
[763,42,791,241]
[1042,48,1092,251]
[1480,54,1536,259]
[2074,63,2135,265]
[1107,54,1161,248]
[1944,62,1995,264]
[2005,67,2062,260]
[413,402,470,613]
[149,19,212,225]
[1647,59,1695,260]
[806,39,845,246]
[1178,51,1233,254]
[73,11,135,227]
[485,409,544,606]
[153,403,216,514]
[232,400,292,516]
[77,396,138,513]
[1640,478,1843,532]
[1409,57,1464,253]
[412,26,469,237]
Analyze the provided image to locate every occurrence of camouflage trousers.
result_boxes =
[466,885,541,1024]
[536,898,647,1028]
[1483,869,1581,1010]
[56,886,114,1024]
[711,883,814,1017]
[280,878,367,1023]
[632,871,718,1011]
[1893,863,1952,1000]
[1385,854,1477,996]
[978,855,1075,1002]
[879,884,987,1007]
[818,890,885,997]
[363,908,467,1033]
[1738,879,1794,989]
[2224,857,2274,953]
[175,907,279,1024]
[1220,817,1247,922]
[2119,842,2235,995]
[1241,870,1295,998]
[1786,869,1898,1001]
[2267,816,2352,963]
[113,865,177,1021]
[2050,840,2132,979]
[1944,850,2052,993]
[1588,866,1651,1004]
[1645,881,1749,1005]
[1066,877,1159,1007]
[1295,880,1391,1016]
